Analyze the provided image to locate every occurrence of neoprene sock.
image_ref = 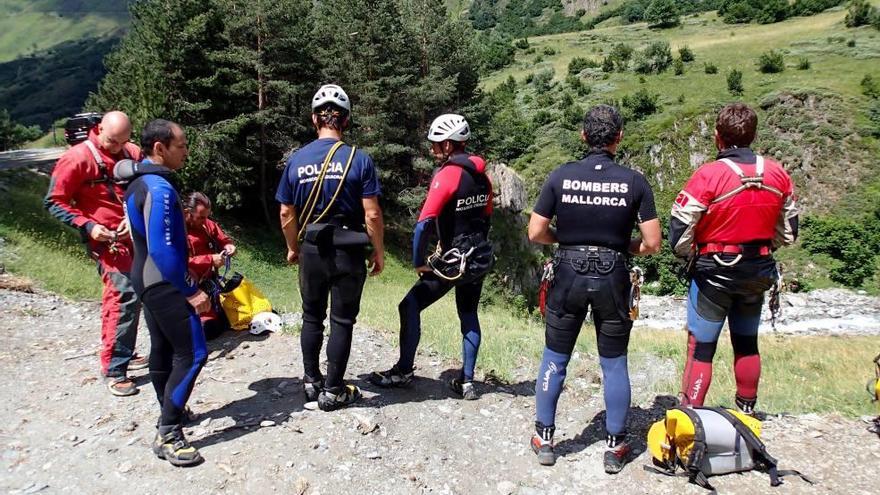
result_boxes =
[682,333,713,406]
[459,312,481,381]
[733,353,761,400]
[535,347,570,427]
[599,355,631,436]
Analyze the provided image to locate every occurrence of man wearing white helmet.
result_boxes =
[276,84,385,411]
[370,113,493,401]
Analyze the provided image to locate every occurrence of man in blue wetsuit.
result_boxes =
[527,105,661,472]
[121,119,210,467]
[276,84,385,411]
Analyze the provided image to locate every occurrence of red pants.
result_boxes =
[94,244,142,377]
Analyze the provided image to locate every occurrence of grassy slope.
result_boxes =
[0,1,128,62]
[1,169,876,417]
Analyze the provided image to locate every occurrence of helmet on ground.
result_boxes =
[249,312,282,335]
[312,84,351,113]
[428,113,470,142]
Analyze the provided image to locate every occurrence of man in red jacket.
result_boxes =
[669,103,799,414]
[44,111,147,396]
[184,192,236,339]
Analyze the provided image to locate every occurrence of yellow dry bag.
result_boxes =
[219,274,272,331]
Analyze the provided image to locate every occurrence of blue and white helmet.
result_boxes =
[428,113,470,142]
[312,84,351,113]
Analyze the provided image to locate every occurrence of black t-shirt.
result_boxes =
[533,150,657,253]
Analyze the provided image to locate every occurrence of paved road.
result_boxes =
[0,147,65,172]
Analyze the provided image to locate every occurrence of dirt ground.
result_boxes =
[1,286,878,495]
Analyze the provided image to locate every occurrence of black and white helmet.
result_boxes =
[428,113,470,143]
[312,84,351,113]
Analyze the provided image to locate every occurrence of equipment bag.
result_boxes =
[215,257,272,331]
[646,406,812,492]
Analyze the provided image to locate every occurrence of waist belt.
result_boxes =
[557,245,624,259]
[698,243,771,257]
[555,245,625,275]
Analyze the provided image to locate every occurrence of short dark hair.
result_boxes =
[313,103,349,131]
[141,119,178,156]
[716,103,757,148]
[184,192,212,211]
[582,104,623,149]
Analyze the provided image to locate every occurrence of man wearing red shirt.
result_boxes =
[44,111,147,396]
[184,192,236,339]
[669,103,799,414]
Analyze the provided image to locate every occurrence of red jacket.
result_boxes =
[44,129,142,240]
[670,148,798,257]
[187,218,233,282]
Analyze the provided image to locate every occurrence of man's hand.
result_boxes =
[368,251,385,276]
[186,290,211,314]
[115,220,131,240]
[415,265,433,274]
[89,224,114,242]
[211,254,225,268]
[286,248,299,265]
[223,244,237,257]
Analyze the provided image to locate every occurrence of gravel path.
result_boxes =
[1,286,878,495]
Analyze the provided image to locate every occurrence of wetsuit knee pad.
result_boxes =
[596,321,632,359]
[693,340,718,363]
[730,333,759,356]
[544,323,578,355]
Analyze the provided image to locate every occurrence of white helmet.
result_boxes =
[428,113,470,143]
[312,84,351,113]
[249,312,282,335]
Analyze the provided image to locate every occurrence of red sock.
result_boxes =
[681,333,713,406]
[734,353,761,400]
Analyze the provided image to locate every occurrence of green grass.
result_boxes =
[0,1,128,62]
[2,168,877,417]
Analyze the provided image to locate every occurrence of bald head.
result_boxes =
[97,111,132,155]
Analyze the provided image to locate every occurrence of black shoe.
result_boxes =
[317,384,362,411]
[152,426,203,467]
[735,395,757,416]
[603,434,632,474]
[368,365,414,388]
[303,375,324,402]
[531,422,556,466]
[448,377,478,400]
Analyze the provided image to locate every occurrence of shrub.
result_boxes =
[862,74,880,99]
[621,88,661,120]
[543,47,557,56]
[757,50,785,73]
[533,68,555,93]
[634,40,673,74]
[601,56,615,72]
[704,62,718,74]
[568,56,597,75]
[679,46,695,62]
[847,39,857,47]
[845,0,875,27]
[674,58,685,75]
[801,215,880,288]
[867,100,880,137]
[797,57,811,70]
[610,43,634,64]
[514,38,530,50]
[644,0,680,28]
[727,68,744,95]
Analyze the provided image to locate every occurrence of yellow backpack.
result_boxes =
[218,272,272,331]
[646,406,812,491]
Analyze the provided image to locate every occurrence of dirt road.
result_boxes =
[1,286,878,495]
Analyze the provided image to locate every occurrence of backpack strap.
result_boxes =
[708,407,813,487]
[84,140,128,204]
[712,156,784,204]
[676,407,715,492]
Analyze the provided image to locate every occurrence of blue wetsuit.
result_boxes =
[123,160,206,428]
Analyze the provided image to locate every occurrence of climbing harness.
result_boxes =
[768,263,785,332]
[296,141,357,243]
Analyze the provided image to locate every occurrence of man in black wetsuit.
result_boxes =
[276,84,385,411]
[369,113,493,400]
[527,105,661,472]
[121,119,210,467]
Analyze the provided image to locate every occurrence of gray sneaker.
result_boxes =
[448,378,478,400]
[368,365,414,388]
